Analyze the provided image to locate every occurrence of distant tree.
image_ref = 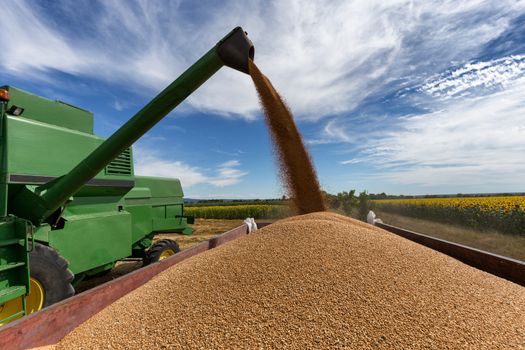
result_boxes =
[338,190,358,215]
[358,191,370,221]
[320,191,338,210]
[369,192,388,200]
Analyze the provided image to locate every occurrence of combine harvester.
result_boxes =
[0,27,523,349]
[0,27,253,326]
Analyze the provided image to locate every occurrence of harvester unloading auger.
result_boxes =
[0,27,254,324]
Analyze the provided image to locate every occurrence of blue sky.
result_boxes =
[1,0,524,198]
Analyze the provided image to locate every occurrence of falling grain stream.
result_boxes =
[248,60,326,214]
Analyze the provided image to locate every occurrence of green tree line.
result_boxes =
[322,190,371,221]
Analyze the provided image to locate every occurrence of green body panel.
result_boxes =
[64,196,127,216]
[125,205,154,246]
[5,116,132,179]
[0,103,8,217]
[125,176,192,244]
[32,224,50,243]
[2,86,93,134]
[48,212,131,274]
[136,176,184,198]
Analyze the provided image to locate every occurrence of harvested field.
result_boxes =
[57,212,524,349]
[375,210,525,261]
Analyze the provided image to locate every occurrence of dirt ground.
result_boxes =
[75,219,244,293]
[375,211,525,261]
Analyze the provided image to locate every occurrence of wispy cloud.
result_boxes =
[209,160,249,187]
[339,158,363,165]
[165,125,187,133]
[308,113,391,151]
[2,0,523,120]
[213,149,245,157]
[345,76,525,192]
[420,55,525,98]
[112,100,125,112]
[133,147,247,188]
[308,120,352,145]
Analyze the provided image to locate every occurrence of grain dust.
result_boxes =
[248,60,326,214]
[56,212,525,349]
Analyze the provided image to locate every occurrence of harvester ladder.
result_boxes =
[0,219,30,325]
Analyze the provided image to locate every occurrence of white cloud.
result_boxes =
[308,113,390,148]
[308,120,353,145]
[339,158,363,165]
[421,55,525,98]
[112,100,125,111]
[133,147,247,188]
[1,0,523,120]
[219,160,240,168]
[351,77,525,191]
[133,154,208,187]
[2,2,88,75]
[209,161,249,187]
[213,149,245,157]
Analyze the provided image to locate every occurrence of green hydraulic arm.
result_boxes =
[8,27,254,227]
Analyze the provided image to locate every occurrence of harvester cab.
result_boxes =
[0,27,254,325]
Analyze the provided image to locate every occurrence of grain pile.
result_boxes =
[57,212,524,349]
[249,60,326,214]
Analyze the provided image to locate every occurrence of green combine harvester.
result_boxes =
[0,27,254,324]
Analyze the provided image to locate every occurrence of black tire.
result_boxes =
[30,243,75,307]
[143,239,180,266]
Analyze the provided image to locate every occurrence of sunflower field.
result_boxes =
[373,196,525,235]
[185,204,289,220]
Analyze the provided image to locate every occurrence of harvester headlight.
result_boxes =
[0,89,9,101]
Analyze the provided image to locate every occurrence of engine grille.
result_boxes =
[105,148,132,176]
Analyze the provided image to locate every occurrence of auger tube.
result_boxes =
[9,27,254,225]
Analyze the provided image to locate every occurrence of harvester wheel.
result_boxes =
[143,239,180,265]
[29,243,75,311]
